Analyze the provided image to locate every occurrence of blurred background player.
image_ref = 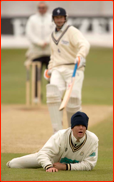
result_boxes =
[25,2,54,102]
[44,7,90,133]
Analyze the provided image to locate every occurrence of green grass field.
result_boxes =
[1,114,113,181]
[1,47,113,181]
[1,47,113,105]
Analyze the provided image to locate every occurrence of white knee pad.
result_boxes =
[46,84,61,104]
[66,97,81,127]
[46,84,63,133]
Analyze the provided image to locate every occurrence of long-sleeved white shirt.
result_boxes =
[37,128,99,171]
[25,12,54,59]
[48,23,90,71]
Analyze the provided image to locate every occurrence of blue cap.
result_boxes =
[52,7,67,17]
[71,111,89,129]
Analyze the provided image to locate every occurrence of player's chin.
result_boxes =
[57,23,64,27]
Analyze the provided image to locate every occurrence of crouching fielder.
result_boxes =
[6,111,99,172]
[44,7,90,133]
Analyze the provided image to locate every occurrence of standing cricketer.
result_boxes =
[6,111,99,172]
[44,7,90,133]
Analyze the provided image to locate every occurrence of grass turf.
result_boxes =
[1,114,113,181]
[1,47,113,105]
[1,47,113,181]
[82,47,113,105]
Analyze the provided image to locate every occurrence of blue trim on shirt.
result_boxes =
[89,152,96,157]
[60,157,79,164]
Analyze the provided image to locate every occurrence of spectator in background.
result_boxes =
[25,2,54,102]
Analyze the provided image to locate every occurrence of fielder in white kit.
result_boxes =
[6,111,99,172]
[44,7,90,133]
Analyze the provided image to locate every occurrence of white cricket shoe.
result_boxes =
[6,161,10,168]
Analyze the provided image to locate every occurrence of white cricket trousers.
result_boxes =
[47,66,84,130]
[7,153,41,168]
[50,66,84,99]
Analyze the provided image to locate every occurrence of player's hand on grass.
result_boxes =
[53,162,66,170]
[46,167,58,172]
[74,56,86,68]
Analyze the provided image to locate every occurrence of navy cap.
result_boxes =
[52,7,67,17]
[71,111,89,129]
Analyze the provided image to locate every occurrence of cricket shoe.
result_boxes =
[6,161,10,168]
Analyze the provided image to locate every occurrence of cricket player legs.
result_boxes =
[66,70,84,127]
[50,69,66,97]
[46,70,65,133]
[6,153,40,168]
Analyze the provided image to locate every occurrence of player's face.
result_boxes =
[72,125,86,140]
[38,3,48,15]
[53,16,66,29]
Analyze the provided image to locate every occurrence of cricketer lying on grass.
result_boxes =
[6,112,99,172]
[44,7,90,133]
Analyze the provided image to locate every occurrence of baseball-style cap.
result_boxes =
[52,7,67,17]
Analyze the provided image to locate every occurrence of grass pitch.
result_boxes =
[1,47,113,181]
[1,47,113,105]
[1,114,113,181]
